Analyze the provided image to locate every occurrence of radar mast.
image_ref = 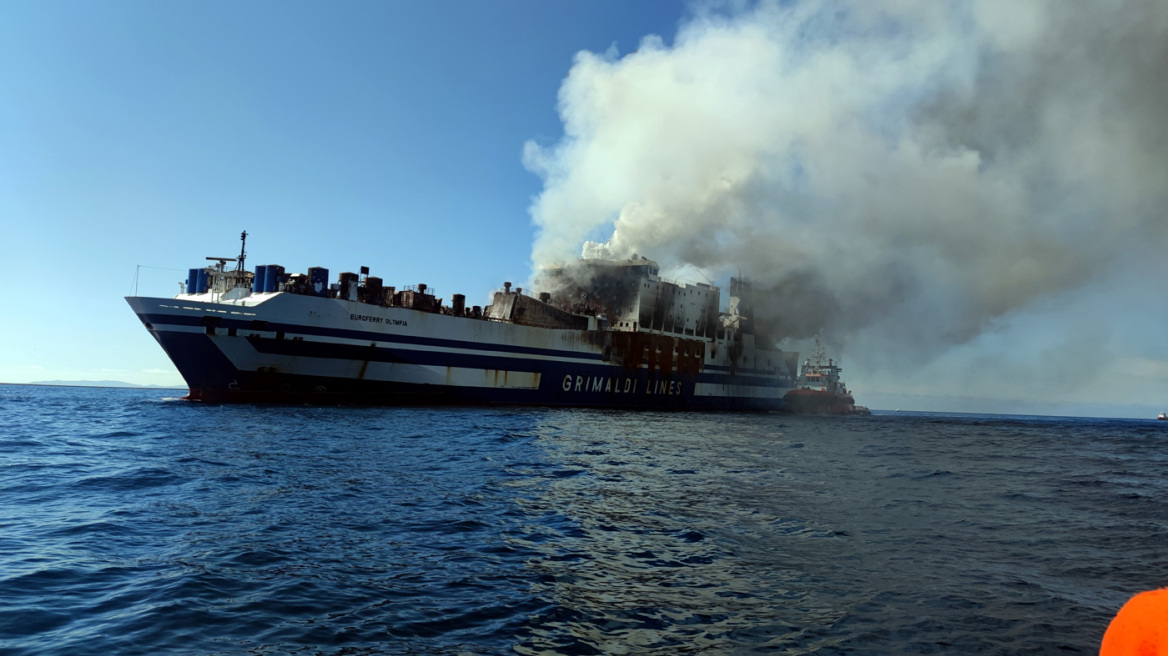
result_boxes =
[235,230,248,272]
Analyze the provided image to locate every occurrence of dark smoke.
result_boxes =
[524,0,1168,366]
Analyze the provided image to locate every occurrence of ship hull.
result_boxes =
[128,294,793,410]
[782,388,857,415]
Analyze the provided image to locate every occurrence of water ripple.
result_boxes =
[1,385,1165,654]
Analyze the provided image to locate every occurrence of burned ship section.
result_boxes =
[127,235,798,408]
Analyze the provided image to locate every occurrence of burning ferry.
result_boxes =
[126,233,800,409]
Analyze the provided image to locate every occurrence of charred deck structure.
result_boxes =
[127,235,798,408]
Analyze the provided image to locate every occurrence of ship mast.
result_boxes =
[236,230,248,273]
[812,331,825,370]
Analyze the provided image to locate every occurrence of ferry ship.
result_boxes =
[126,233,799,409]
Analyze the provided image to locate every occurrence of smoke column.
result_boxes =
[524,0,1168,364]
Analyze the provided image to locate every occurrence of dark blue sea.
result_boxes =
[2,384,1165,655]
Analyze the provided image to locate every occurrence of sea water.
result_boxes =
[1,384,1164,655]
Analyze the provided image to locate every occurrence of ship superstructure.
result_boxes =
[127,235,799,409]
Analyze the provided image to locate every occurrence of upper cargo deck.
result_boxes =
[170,233,768,349]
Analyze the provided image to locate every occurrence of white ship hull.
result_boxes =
[127,292,795,409]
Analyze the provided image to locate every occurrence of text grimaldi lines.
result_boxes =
[561,374,688,396]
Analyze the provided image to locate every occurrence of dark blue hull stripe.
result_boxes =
[139,311,785,379]
[187,382,787,410]
[140,312,604,361]
[151,331,790,409]
[245,337,789,388]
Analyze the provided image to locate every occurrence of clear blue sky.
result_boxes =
[2,1,1165,419]
[0,0,685,385]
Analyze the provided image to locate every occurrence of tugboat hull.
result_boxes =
[783,389,857,415]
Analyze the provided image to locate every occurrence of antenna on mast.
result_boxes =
[236,230,248,272]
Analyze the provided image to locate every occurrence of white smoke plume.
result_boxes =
[524,0,1168,362]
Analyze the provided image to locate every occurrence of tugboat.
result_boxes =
[1158,412,1166,421]
[783,334,868,415]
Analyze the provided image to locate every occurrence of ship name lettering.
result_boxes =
[350,313,384,324]
[561,374,638,394]
[350,314,404,326]
[560,374,685,395]
[645,379,683,396]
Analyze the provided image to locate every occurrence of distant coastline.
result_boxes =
[6,380,186,390]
